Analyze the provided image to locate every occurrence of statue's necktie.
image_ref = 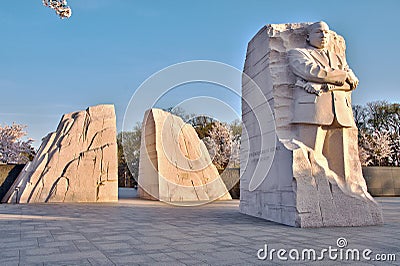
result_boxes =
[319,50,331,66]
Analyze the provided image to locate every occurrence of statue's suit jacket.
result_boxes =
[288,46,356,127]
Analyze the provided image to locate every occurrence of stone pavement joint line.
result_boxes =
[0,196,398,265]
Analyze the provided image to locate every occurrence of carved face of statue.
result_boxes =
[307,22,330,49]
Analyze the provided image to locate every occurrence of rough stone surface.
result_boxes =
[0,164,24,201]
[240,23,383,227]
[138,108,231,202]
[2,105,118,203]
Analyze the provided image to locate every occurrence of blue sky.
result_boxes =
[1,0,399,148]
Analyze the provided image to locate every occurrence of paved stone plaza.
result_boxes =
[0,189,398,265]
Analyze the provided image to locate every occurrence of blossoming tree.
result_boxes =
[0,123,35,164]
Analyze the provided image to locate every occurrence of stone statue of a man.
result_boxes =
[240,21,382,227]
[288,21,366,196]
[289,21,358,127]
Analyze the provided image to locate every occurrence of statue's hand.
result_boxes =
[346,71,359,90]
[333,80,344,86]
[304,83,322,95]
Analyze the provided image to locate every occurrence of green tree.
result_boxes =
[355,101,400,166]
[352,105,369,132]
[117,123,142,187]
[188,115,216,139]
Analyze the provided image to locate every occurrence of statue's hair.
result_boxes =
[307,21,329,34]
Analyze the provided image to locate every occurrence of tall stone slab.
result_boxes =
[240,23,383,227]
[138,108,231,202]
[2,105,118,203]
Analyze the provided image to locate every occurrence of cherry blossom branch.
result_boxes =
[42,0,72,19]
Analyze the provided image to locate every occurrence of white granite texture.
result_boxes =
[3,105,118,203]
[240,23,383,227]
[138,108,231,203]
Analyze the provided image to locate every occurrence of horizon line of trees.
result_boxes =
[1,101,398,186]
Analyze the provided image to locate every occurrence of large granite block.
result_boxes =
[240,22,383,227]
[138,108,231,203]
[2,105,118,203]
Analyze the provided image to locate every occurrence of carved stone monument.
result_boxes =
[2,105,118,203]
[138,108,231,202]
[240,22,383,227]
